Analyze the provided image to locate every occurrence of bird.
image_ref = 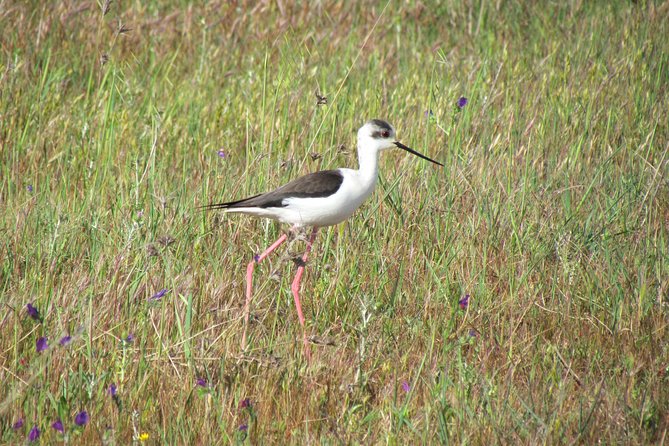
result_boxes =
[203,119,443,354]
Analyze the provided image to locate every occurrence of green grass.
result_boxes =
[1,1,668,444]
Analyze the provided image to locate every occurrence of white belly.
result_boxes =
[279,169,376,227]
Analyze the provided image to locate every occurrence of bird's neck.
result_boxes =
[356,143,380,188]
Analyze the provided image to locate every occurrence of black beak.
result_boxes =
[394,141,443,167]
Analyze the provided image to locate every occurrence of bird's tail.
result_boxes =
[199,193,264,211]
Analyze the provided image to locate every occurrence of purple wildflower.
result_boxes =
[240,398,251,409]
[12,418,24,430]
[401,381,410,393]
[458,294,470,310]
[109,383,117,396]
[456,96,468,109]
[26,303,40,321]
[149,288,168,301]
[59,335,72,346]
[124,334,134,343]
[217,150,227,158]
[253,254,260,263]
[238,424,248,432]
[29,425,40,441]
[52,419,64,433]
[36,336,48,353]
[196,377,207,387]
[74,411,89,426]
[27,184,33,193]
[468,328,477,337]
[424,109,434,118]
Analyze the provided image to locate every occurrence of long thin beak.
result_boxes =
[394,141,444,167]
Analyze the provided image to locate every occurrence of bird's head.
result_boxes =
[357,119,443,166]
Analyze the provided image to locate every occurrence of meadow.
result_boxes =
[1,1,668,444]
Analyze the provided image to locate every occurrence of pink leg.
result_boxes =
[291,228,318,356]
[242,233,288,350]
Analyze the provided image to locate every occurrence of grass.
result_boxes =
[1,0,668,444]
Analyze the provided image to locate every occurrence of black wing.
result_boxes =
[202,169,344,210]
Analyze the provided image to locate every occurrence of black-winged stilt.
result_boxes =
[204,119,442,354]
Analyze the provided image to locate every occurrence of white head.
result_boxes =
[357,119,443,166]
[357,119,397,152]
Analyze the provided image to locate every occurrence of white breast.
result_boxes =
[280,168,376,227]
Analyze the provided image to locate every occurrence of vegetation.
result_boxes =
[1,1,667,444]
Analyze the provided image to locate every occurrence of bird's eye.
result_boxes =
[382,130,390,138]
